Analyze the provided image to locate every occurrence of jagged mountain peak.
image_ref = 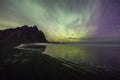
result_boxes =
[0,25,48,43]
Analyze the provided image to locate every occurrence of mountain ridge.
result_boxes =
[0,25,48,43]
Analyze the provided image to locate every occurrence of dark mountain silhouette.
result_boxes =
[0,25,48,43]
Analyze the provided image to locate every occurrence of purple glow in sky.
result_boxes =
[94,0,120,39]
[0,0,120,41]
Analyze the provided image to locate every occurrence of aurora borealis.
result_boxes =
[0,0,120,42]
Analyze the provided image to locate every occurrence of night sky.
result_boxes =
[0,0,120,42]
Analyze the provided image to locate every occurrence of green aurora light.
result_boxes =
[0,0,100,42]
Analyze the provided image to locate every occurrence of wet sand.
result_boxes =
[0,44,120,80]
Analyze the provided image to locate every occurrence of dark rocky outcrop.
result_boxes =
[0,25,48,43]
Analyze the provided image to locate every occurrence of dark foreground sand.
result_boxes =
[0,44,120,80]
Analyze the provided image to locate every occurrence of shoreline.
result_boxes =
[0,44,120,80]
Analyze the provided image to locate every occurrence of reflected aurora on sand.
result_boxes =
[16,43,120,70]
[45,45,93,64]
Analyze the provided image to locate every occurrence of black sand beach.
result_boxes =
[0,44,120,80]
